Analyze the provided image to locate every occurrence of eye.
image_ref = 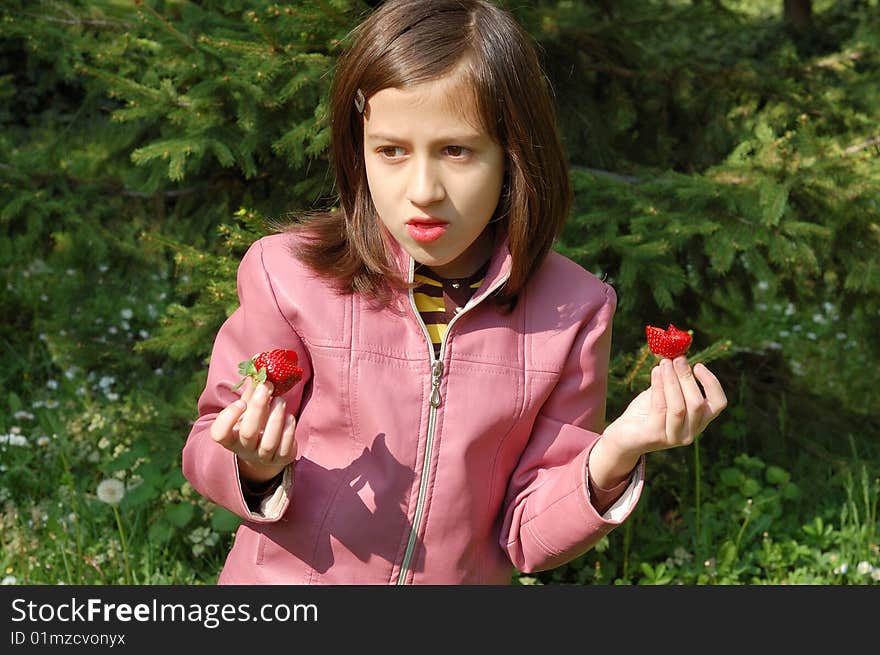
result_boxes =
[378,146,405,159]
[444,145,470,158]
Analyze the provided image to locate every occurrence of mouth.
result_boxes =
[405,218,448,243]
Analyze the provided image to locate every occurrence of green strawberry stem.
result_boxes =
[231,359,267,392]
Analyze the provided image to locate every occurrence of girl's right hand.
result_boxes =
[209,377,297,483]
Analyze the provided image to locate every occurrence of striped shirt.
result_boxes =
[412,259,491,358]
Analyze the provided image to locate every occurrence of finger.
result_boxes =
[209,399,247,447]
[276,413,298,462]
[672,356,708,430]
[694,363,728,423]
[660,358,688,443]
[257,397,287,461]
[238,381,275,450]
[240,376,256,403]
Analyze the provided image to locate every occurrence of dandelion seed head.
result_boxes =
[96,479,125,505]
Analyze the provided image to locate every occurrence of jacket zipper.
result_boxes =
[395,259,510,585]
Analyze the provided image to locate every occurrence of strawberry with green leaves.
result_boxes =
[233,348,303,397]
[645,324,692,359]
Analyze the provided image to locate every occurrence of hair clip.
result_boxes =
[354,88,366,114]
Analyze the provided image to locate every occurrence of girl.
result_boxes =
[183,0,727,585]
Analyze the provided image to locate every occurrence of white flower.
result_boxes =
[812,313,826,324]
[139,330,150,340]
[120,308,134,320]
[36,435,50,447]
[13,411,34,421]
[0,434,29,447]
[44,400,58,409]
[46,379,58,390]
[98,264,109,273]
[757,280,769,291]
[871,569,880,582]
[806,332,817,340]
[836,332,847,340]
[96,479,125,505]
[857,561,873,575]
[107,326,118,335]
[98,376,115,389]
[833,563,849,575]
[1,575,17,585]
[105,392,119,402]
[784,303,796,316]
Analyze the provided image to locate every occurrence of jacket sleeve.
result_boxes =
[499,283,645,573]
[181,237,311,523]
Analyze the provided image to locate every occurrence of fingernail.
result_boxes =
[232,399,246,410]
[255,384,269,401]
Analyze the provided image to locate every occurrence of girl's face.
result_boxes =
[363,72,506,279]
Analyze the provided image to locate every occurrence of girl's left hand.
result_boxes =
[602,356,728,461]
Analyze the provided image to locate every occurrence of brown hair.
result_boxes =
[286,0,572,311]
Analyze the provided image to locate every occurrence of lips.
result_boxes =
[406,218,448,243]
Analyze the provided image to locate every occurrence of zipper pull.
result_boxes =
[430,359,443,408]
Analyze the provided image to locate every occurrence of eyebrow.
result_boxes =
[365,132,485,144]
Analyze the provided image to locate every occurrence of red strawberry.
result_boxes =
[645,324,692,359]
[233,348,303,397]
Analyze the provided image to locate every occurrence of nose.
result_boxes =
[406,156,445,207]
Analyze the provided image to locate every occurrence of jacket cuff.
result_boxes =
[234,457,293,521]
[584,438,646,520]
[517,429,646,567]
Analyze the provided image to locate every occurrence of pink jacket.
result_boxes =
[182,231,645,584]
